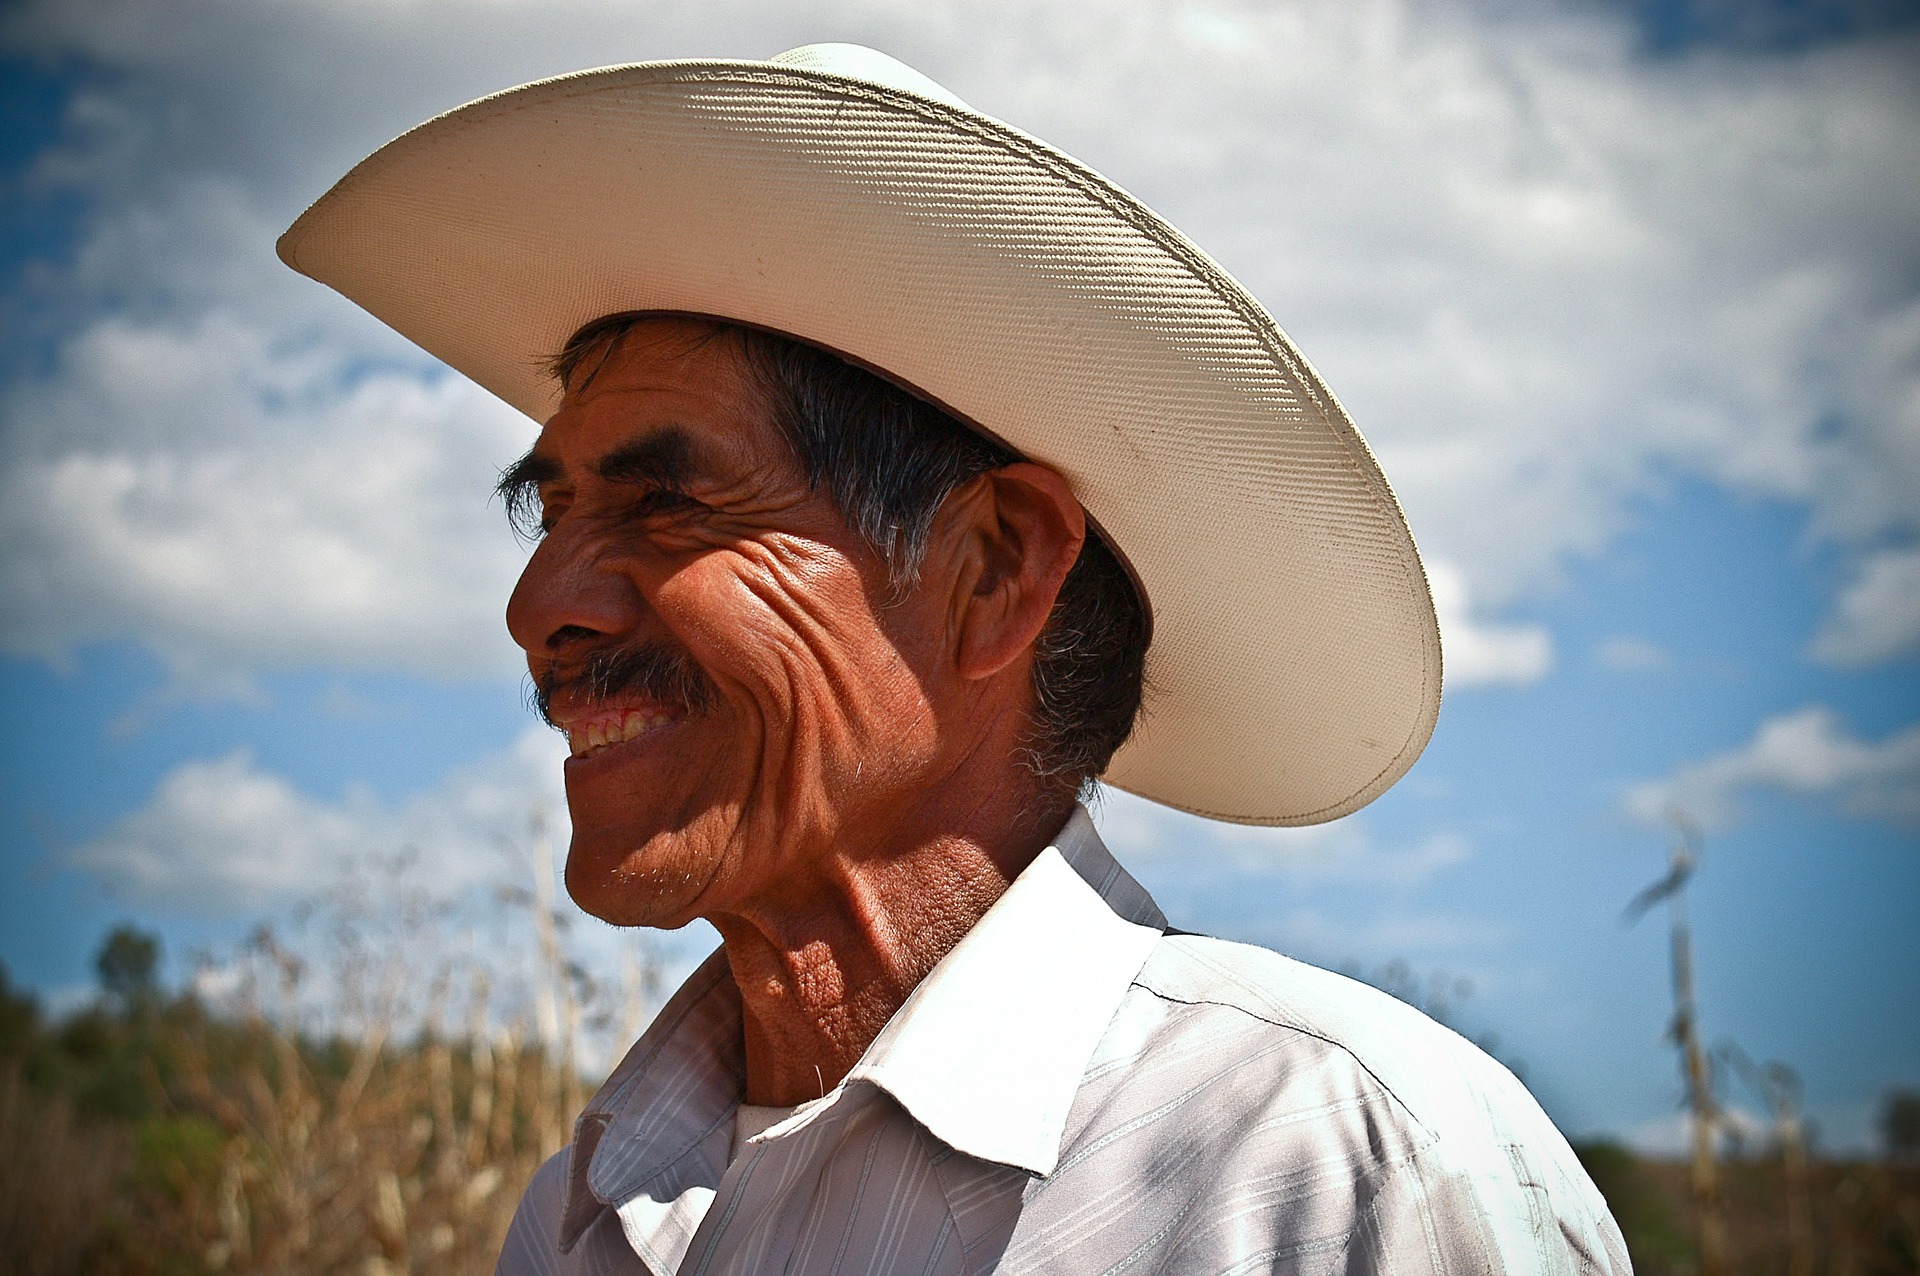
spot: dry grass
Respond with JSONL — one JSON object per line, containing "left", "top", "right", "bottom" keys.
{"left": 0, "top": 1068, "right": 129, "bottom": 1273}
{"left": 1, "top": 1016, "right": 567, "bottom": 1275}
{"left": 0, "top": 834, "right": 655, "bottom": 1276}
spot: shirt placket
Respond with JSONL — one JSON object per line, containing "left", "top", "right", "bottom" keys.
{"left": 673, "top": 1085, "right": 970, "bottom": 1276}
{"left": 674, "top": 1100, "right": 836, "bottom": 1276}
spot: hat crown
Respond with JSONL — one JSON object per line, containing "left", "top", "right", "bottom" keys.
{"left": 279, "top": 46, "right": 1441, "bottom": 825}
{"left": 767, "top": 43, "right": 972, "bottom": 111}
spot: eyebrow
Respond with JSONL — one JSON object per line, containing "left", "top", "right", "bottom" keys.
{"left": 496, "top": 450, "right": 561, "bottom": 537}
{"left": 595, "top": 428, "right": 700, "bottom": 490}
{"left": 496, "top": 428, "right": 704, "bottom": 537}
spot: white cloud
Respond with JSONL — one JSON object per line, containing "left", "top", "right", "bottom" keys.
{"left": 67, "top": 726, "right": 570, "bottom": 912}
{"left": 1810, "top": 545, "right": 1920, "bottom": 666}
{"left": 1624, "top": 1098, "right": 1887, "bottom": 1158}
{"left": 1092, "top": 786, "right": 1473, "bottom": 888}
{"left": 1622, "top": 1104, "right": 1771, "bottom": 1158}
{"left": 1624, "top": 704, "right": 1920, "bottom": 831}
{"left": 1263, "top": 907, "right": 1506, "bottom": 958}
{"left": 1088, "top": 787, "right": 1496, "bottom": 971}
{"left": 1427, "top": 560, "right": 1554, "bottom": 686}
{"left": 1, "top": 0, "right": 1916, "bottom": 677}
{"left": 72, "top": 724, "right": 724, "bottom": 1068}
{"left": 0, "top": 312, "right": 533, "bottom": 678}
{"left": 1597, "top": 635, "right": 1670, "bottom": 672}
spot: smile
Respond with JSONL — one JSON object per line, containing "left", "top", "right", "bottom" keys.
{"left": 560, "top": 705, "right": 685, "bottom": 759}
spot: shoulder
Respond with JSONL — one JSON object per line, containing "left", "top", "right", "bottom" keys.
{"left": 1129, "top": 933, "right": 1541, "bottom": 1143}
{"left": 497, "top": 1148, "right": 571, "bottom": 1275}
{"left": 1058, "top": 932, "right": 1629, "bottom": 1272}
{"left": 498, "top": 1147, "right": 645, "bottom": 1276}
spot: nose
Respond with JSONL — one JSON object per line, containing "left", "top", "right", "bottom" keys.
{"left": 505, "top": 525, "right": 645, "bottom": 658}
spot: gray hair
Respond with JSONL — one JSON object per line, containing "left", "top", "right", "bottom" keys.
{"left": 550, "top": 315, "right": 1149, "bottom": 797}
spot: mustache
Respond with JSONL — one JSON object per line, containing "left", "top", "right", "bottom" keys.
{"left": 533, "top": 642, "right": 717, "bottom": 728}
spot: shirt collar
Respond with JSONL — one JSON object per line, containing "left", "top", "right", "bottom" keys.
{"left": 560, "top": 950, "right": 742, "bottom": 1254}
{"left": 558, "top": 804, "right": 1165, "bottom": 1250}
{"left": 843, "top": 805, "right": 1165, "bottom": 1174}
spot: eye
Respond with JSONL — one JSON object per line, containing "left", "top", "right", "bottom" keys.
{"left": 527, "top": 491, "right": 571, "bottom": 539}
{"left": 630, "top": 489, "right": 706, "bottom": 519}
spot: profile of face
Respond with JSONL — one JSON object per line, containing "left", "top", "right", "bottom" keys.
{"left": 503, "top": 319, "right": 970, "bottom": 930}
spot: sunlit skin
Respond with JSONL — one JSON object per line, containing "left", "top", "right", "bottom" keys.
{"left": 503, "top": 318, "right": 1087, "bottom": 1104}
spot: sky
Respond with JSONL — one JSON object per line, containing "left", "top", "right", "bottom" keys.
{"left": 1, "top": 0, "right": 1916, "bottom": 1152}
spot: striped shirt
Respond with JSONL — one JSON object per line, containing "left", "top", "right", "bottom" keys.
{"left": 498, "top": 808, "right": 1630, "bottom": 1274}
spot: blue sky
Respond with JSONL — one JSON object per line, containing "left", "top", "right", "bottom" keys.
{"left": 2, "top": 0, "right": 1916, "bottom": 1152}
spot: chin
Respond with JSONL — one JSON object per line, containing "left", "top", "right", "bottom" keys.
{"left": 563, "top": 823, "right": 717, "bottom": 930}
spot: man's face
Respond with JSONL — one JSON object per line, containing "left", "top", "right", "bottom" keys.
{"left": 504, "top": 320, "right": 952, "bottom": 929}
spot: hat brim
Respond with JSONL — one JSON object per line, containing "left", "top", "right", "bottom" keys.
{"left": 278, "top": 55, "right": 1441, "bottom": 826}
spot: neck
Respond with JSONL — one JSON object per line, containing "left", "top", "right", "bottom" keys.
{"left": 710, "top": 781, "right": 1074, "bottom": 1106}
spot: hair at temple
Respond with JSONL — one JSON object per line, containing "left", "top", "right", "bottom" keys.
{"left": 530, "top": 313, "right": 1150, "bottom": 798}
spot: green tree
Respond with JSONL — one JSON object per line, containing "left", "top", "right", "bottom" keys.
{"left": 0, "top": 962, "right": 41, "bottom": 1058}
{"left": 94, "top": 924, "right": 161, "bottom": 1010}
{"left": 1883, "top": 1087, "right": 1920, "bottom": 1161}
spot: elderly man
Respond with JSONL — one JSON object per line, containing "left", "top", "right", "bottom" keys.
{"left": 282, "top": 44, "right": 1628, "bottom": 1275}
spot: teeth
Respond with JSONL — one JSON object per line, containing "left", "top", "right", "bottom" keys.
{"left": 616, "top": 709, "right": 675, "bottom": 743}
{"left": 567, "top": 708, "right": 678, "bottom": 757}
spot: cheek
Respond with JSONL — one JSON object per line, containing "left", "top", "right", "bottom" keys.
{"left": 673, "top": 543, "right": 859, "bottom": 671}
{"left": 667, "top": 544, "right": 931, "bottom": 748}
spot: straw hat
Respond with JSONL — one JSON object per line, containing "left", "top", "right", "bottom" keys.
{"left": 278, "top": 43, "right": 1441, "bottom": 826}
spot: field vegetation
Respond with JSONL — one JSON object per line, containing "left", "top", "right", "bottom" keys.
{"left": 1, "top": 840, "right": 656, "bottom": 1275}
{"left": 1, "top": 860, "right": 1915, "bottom": 1273}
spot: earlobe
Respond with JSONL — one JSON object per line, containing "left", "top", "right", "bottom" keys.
{"left": 949, "top": 463, "right": 1085, "bottom": 682}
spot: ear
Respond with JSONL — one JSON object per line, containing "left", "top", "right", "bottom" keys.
{"left": 934, "top": 463, "right": 1086, "bottom": 682}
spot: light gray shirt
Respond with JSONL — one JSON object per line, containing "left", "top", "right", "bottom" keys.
{"left": 498, "top": 808, "right": 1630, "bottom": 1274}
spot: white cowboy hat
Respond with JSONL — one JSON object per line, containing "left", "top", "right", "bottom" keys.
{"left": 278, "top": 42, "right": 1441, "bottom": 826}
